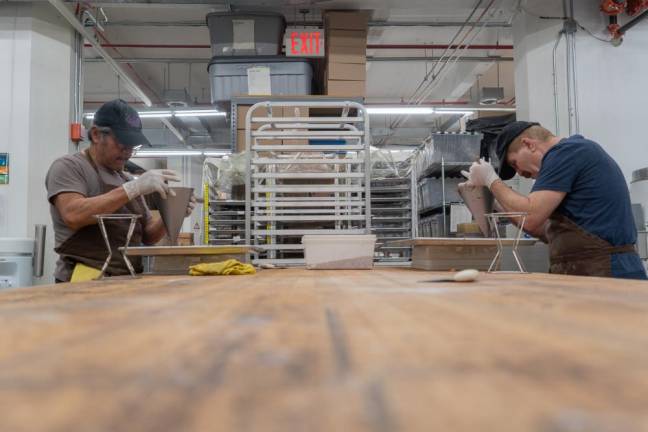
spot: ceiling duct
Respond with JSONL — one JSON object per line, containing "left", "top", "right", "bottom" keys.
{"left": 163, "top": 89, "right": 191, "bottom": 108}
{"left": 480, "top": 87, "right": 504, "bottom": 105}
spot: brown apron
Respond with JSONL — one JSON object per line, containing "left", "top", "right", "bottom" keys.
{"left": 545, "top": 212, "right": 636, "bottom": 277}
{"left": 55, "top": 151, "right": 148, "bottom": 280}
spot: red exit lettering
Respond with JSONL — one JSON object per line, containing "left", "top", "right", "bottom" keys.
{"left": 289, "top": 31, "right": 322, "bottom": 56}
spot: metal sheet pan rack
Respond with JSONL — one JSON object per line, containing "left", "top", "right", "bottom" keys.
{"left": 371, "top": 175, "right": 412, "bottom": 264}
{"left": 244, "top": 100, "right": 372, "bottom": 266}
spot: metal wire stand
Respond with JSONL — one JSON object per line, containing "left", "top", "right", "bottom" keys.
{"left": 95, "top": 214, "right": 141, "bottom": 279}
{"left": 485, "top": 212, "right": 528, "bottom": 273}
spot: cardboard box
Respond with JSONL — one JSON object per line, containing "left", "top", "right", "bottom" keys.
{"left": 327, "top": 62, "right": 366, "bottom": 81}
{"left": 236, "top": 129, "right": 282, "bottom": 152}
{"left": 237, "top": 105, "right": 284, "bottom": 130}
{"left": 327, "top": 29, "right": 367, "bottom": 48}
{"left": 281, "top": 106, "right": 309, "bottom": 118}
{"left": 280, "top": 106, "right": 309, "bottom": 146}
{"left": 236, "top": 129, "right": 248, "bottom": 152}
{"left": 326, "top": 45, "right": 366, "bottom": 64}
{"left": 326, "top": 80, "right": 366, "bottom": 97}
{"left": 324, "top": 11, "right": 370, "bottom": 31}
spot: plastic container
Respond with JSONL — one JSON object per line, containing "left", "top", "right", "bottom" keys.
{"left": 208, "top": 56, "right": 313, "bottom": 101}
{"left": 206, "top": 12, "right": 285, "bottom": 57}
{"left": 0, "top": 238, "right": 34, "bottom": 289}
{"left": 302, "top": 235, "right": 376, "bottom": 270}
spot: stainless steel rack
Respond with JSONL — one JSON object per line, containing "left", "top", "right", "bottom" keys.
{"left": 244, "top": 100, "right": 372, "bottom": 266}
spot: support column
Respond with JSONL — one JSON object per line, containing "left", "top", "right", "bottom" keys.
{"left": 0, "top": 2, "right": 75, "bottom": 283}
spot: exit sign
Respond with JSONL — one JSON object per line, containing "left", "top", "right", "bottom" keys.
{"left": 285, "top": 27, "right": 325, "bottom": 57}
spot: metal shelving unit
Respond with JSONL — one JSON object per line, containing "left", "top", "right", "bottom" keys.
{"left": 244, "top": 100, "right": 372, "bottom": 266}
{"left": 413, "top": 133, "right": 482, "bottom": 237}
{"left": 207, "top": 198, "right": 246, "bottom": 245}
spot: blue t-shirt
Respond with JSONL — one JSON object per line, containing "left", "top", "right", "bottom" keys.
{"left": 531, "top": 135, "right": 647, "bottom": 279}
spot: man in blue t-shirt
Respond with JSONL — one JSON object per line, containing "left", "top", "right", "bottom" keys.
{"left": 463, "top": 121, "right": 647, "bottom": 280}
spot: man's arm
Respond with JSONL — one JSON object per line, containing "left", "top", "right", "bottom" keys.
{"left": 143, "top": 213, "right": 166, "bottom": 245}
{"left": 490, "top": 180, "right": 565, "bottom": 236}
{"left": 55, "top": 190, "right": 168, "bottom": 244}
{"left": 53, "top": 189, "right": 131, "bottom": 231}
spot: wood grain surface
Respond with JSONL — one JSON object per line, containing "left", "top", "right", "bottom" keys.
{"left": 1, "top": 269, "right": 648, "bottom": 432}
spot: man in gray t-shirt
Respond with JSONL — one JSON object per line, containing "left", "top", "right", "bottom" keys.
{"left": 45, "top": 100, "right": 195, "bottom": 282}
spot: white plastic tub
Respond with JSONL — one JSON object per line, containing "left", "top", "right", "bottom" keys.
{"left": 302, "top": 235, "right": 376, "bottom": 270}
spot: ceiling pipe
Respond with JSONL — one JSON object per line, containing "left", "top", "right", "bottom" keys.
{"left": 48, "top": 0, "right": 188, "bottom": 145}
{"left": 101, "top": 19, "right": 512, "bottom": 28}
{"left": 83, "top": 55, "right": 513, "bottom": 64}
{"left": 47, "top": 0, "right": 152, "bottom": 106}
{"left": 367, "top": 44, "right": 513, "bottom": 49}
{"left": 618, "top": 7, "right": 648, "bottom": 35}
{"left": 84, "top": 43, "right": 513, "bottom": 50}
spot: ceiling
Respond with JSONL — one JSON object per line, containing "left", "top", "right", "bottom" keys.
{"left": 78, "top": 0, "right": 520, "bottom": 147}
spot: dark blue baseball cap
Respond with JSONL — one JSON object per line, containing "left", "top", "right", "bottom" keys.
{"left": 93, "top": 99, "right": 151, "bottom": 147}
{"left": 495, "top": 121, "right": 539, "bottom": 180}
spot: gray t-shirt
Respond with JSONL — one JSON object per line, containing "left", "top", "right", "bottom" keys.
{"left": 45, "top": 151, "right": 151, "bottom": 281}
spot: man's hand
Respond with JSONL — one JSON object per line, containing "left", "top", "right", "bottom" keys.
{"left": 185, "top": 195, "right": 197, "bottom": 217}
{"left": 461, "top": 158, "right": 500, "bottom": 189}
{"left": 122, "top": 169, "right": 181, "bottom": 200}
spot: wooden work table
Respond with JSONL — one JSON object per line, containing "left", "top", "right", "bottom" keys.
{"left": 1, "top": 269, "right": 648, "bottom": 431}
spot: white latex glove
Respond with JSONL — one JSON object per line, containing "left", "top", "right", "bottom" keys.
{"left": 122, "top": 169, "right": 181, "bottom": 200}
{"left": 185, "top": 195, "right": 197, "bottom": 217}
{"left": 461, "top": 158, "right": 500, "bottom": 189}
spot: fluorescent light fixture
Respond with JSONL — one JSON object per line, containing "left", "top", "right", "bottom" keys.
{"left": 138, "top": 111, "right": 174, "bottom": 119}
{"left": 366, "top": 107, "right": 435, "bottom": 115}
{"left": 83, "top": 108, "right": 226, "bottom": 120}
{"left": 435, "top": 110, "right": 475, "bottom": 116}
{"left": 131, "top": 149, "right": 232, "bottom": 158}
{"left": 133, "top": 150, "right": 203, "bottom": 157}
{"left": 203, "top": 150, "right": 231, "bottom": 156}
{"left": 175, "top": 110, "right": 226, "bottom": 118}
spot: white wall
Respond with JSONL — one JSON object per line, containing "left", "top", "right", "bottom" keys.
{"left": 513, "top": 0, "right": 648, "bottom": 181}
{"left": 0, "top": 2, "right": 74, "bottom": 284}
{"left": 571, "top": 1, "right": 648, "bottom": 181}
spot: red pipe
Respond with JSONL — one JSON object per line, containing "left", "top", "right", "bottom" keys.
{"left": 85, "top": 43, "right": 211, "bottom": 49}
{"left": 84, "top": 43, "right": 513, "bottom": 50}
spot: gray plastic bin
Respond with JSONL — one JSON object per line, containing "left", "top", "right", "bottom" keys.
{"left": 206, "top": 12, "right": 285, "bottom": 57}
{"left": 208, "top": 56, "right": 312, "bottom": 102}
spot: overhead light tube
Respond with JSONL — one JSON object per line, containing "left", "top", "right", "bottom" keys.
{"left": 366, "top": 107, "right": 435, "bottom": 115}
{"left": 83, "top": 108, "right": 226, "bottom": 120}
{"left": 435, "top": 110, "right": 475, "bottom": 116}
{"left": 131, "top": 149, "right": 232, "bottom": 158}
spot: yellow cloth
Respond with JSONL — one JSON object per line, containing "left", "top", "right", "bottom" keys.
{"left": 70, "top": 263, "right": 102, "bottom": 282}
{"left": 189, "top": 259, "right": 256, "bottom": 276}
